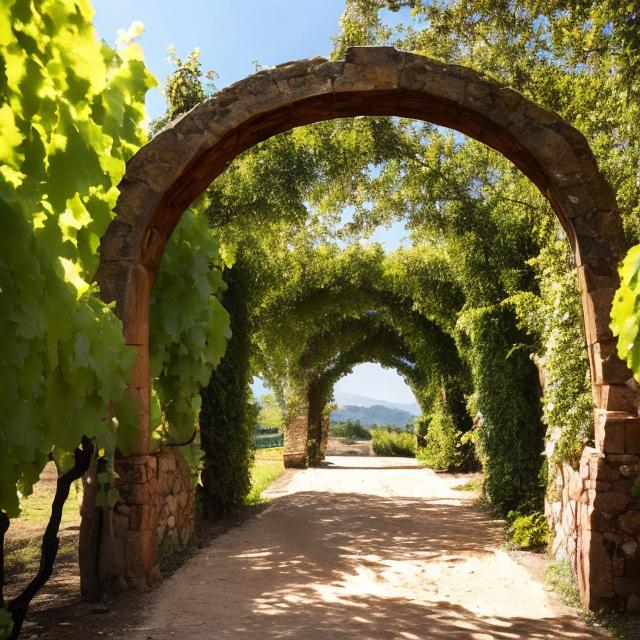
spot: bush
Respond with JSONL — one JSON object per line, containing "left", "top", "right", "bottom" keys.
{"left": 371, "top": 428, "right": 416, "bottom": 457}
{"left": 329, "top": 420, "right": 372, "bottom": 440}
{"left": 416, "top": 407, "right": 476, "bottom": 471}
{"left": 507, "top": 510, "right": 550, "bottom": 550}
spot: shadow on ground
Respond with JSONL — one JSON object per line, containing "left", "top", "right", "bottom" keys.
{"left": 124, "top": 488, "right": 608, "bottom": 639}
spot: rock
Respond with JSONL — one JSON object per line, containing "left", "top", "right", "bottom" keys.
{"left": 618, "top": 511, "right": 640, "bottom": 535}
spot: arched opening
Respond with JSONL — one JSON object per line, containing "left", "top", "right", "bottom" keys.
{"left": 95, "top": 47, "right": 637, "bottom": 608}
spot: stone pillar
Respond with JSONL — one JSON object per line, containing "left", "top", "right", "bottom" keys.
{"left": 154, "top": 448, "right": 196, "bottom": 553}
{"left": 84, "top": 448, "right": 196, "bottom": 592}
{"left": 318, "top": 414, "right": 330, "bottom": 462}
{"left": 584, "top": 412, "right": 640, "bottom": 610}
{"left": 284, "top": 405, "right": 309, "bottom": 468}
{"left": 109, "top": 454, "right": 161, "bottom": 591}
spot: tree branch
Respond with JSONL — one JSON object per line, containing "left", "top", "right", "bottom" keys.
{"left": 7, "top": 437, "right": 93, "bottom": 639}
{"left": 0, "top": 511, "right": 8, "bottom": 609}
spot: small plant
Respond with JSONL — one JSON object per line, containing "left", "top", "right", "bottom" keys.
{"left": 545, "top": 559, "right": 581, "bottom": 608}
{"left": 507, "top": 510, "right": 550, "bottom": 550}
{"left": 455, "top": 478, "right": 484, "bottom": 493}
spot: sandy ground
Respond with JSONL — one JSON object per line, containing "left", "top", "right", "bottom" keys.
{"left": 131, "top": 456, "right": 610, "bottom": 640}
{"left": 325, "top": 437, "right": 373, "bottom": 456}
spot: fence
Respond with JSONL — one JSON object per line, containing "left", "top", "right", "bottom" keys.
{"left": 253, "top": 428, "right": 284, "bottom": 450}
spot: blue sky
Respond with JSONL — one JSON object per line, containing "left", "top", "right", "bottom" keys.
{"left": 92, "top": 0, "right": 417, "bottom": 406}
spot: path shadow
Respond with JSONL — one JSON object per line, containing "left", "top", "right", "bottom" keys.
{"left": 132, "top": 490, "right": 607, "bottom": 639}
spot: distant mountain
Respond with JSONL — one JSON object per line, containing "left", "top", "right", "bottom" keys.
{"left": 330, "top": 404, "right": 414, "bottom": 428}
{"left": 333, "top": 392, "right": 421, "bottom": 416}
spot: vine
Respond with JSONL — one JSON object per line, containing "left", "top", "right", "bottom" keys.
{"left": 0, "top": 0, "right": 154, "bottom": 632}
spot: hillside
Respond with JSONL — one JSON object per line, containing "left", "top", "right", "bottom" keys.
{"left": 333, "top": 392, "right": 420, "bottom": 416}
{"left": 330, "top": 404, "right": 414, "bottom": 427}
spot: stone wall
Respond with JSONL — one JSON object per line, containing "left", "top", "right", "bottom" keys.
{"left": 111, "top": 448, "right": 195, "bottom": 589}
{"left": 546, "top": 444, "right": 640, "bottom": 611}
{"left": 284, "top": 405, "right": 309, "bottom": 468}
{"left": 154, "top": 448, "right": 196, "bottom": 553}
{"left": 546, "top": 459, "right": 583, "bottom": 570}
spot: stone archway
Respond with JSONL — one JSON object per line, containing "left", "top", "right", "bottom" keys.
{"left": 95, "top": 47, "right": 639, "bottom": 610}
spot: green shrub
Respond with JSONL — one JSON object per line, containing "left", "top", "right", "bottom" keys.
{"left": 371, "top": 428, "right": 416, "bottom": 457}
{"left": 329, "top": 420, "right": 372, "bottom": 440}
{"left": 416, "top": 407, "right": 476, "bottom": 471}
{"left": 199, "top": 259, "right": 254, "bottom": 517}
{"left": 507, "top": 510, "right": 550, "bottom": 550}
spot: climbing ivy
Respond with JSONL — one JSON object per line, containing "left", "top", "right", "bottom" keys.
{"left": 198, "top": 254, "right": 255, "bottom": 516}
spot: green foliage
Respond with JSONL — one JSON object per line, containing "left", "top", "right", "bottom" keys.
{"left": 329, "top": 420, "right": 372, "bottom": 441}
{"left": 371, "top": 428, "right": 416, "bottom": 457}
{"left": 256, "top": 393, "right": 284, "bottom": 431}
{"left": 149, "top": 209, "right": 230, "bottom": 448}
{"left": 147, "top": 49, "right": 234, "bottom": 492}
{"left": 507, "top": 510, "right": 550, "bottom": 550}
{"left": 612, "top": 244, "right": 640, "bottom": 380}
{"left": 459, "top": 304, "right": 545, "bottom": 513}
{"left": 245, "top": 448, "right": 285, "bottom": 506}
{"left": 198, "top": 258, "right": 254, "bottom": 516}
{"left": 512, "top": 236, "right": 593, "bottom": 466}
{"left": 545, "top": 559, "right": 581, "bottom": 608}
{"left": 0, "top": 608, "right": 12, "bottom": 640}
{"left": 0, "top": 0, "right": 154, "bottom": 517}
{"left": 149, "top": 47, "right": 216, "bottom": 135}
{"left": 416, "top": 402, "right": 475, "bottom": 472}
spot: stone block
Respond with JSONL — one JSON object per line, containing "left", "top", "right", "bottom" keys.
{"left": 602, "top": 421, "right": 626, "bottom": 454}
{"left": 613, "top": 555, "right": 625, "bottom": 576}
{"left": 618, "top": 512, "right": 640, "bottom": 536}
{"left": 625, "top": 557, "right": 640, "bottom": 575}
{"left": 613, "top": 577, "right": 640, "bottom": 597}
{"left": 283, "top": 453, "right": 307, "bottom": 469}
{"left": 590, "top": 340, "right": 634, "bottom": 386}
{"left": 589, "top": 533, "right": 616, "bottom": 599}
{"left": 595, "top": 491, "right": 635, "bottom": 513}
{"left": 627, "top": 421, "right": 640, "bottom": 454}
{"left": 627, "top": 593, "right": 640, "bottom": 613}
{"left": 126, "top": 576, "right": 148, "bottom": 591}
{"left": 125, "top": 482, "right": 151, "bottom": 505}
{"left": 147, "top": 563, "right": 162, "bottom": 587}
{"left": 598, "top": 384, "right": 639, "bottom": 414}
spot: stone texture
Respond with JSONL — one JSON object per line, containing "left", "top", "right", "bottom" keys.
{"left": 110, "top": 448, "right": 196, "bottom": 590}
{"left": 284, "top": 405, "right": 309, "bottom": 468}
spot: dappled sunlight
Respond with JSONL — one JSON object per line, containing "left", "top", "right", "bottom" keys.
{"left": 136, "top": 459, "right": 607, "bottom": 639}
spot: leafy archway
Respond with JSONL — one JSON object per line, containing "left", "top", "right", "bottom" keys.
{"left": 96, "top": 47, "right": 634, "bottom": 608}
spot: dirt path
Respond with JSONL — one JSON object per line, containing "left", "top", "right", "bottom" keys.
{"left": 132, "top": 456, "right": 608, "bottom": 640}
